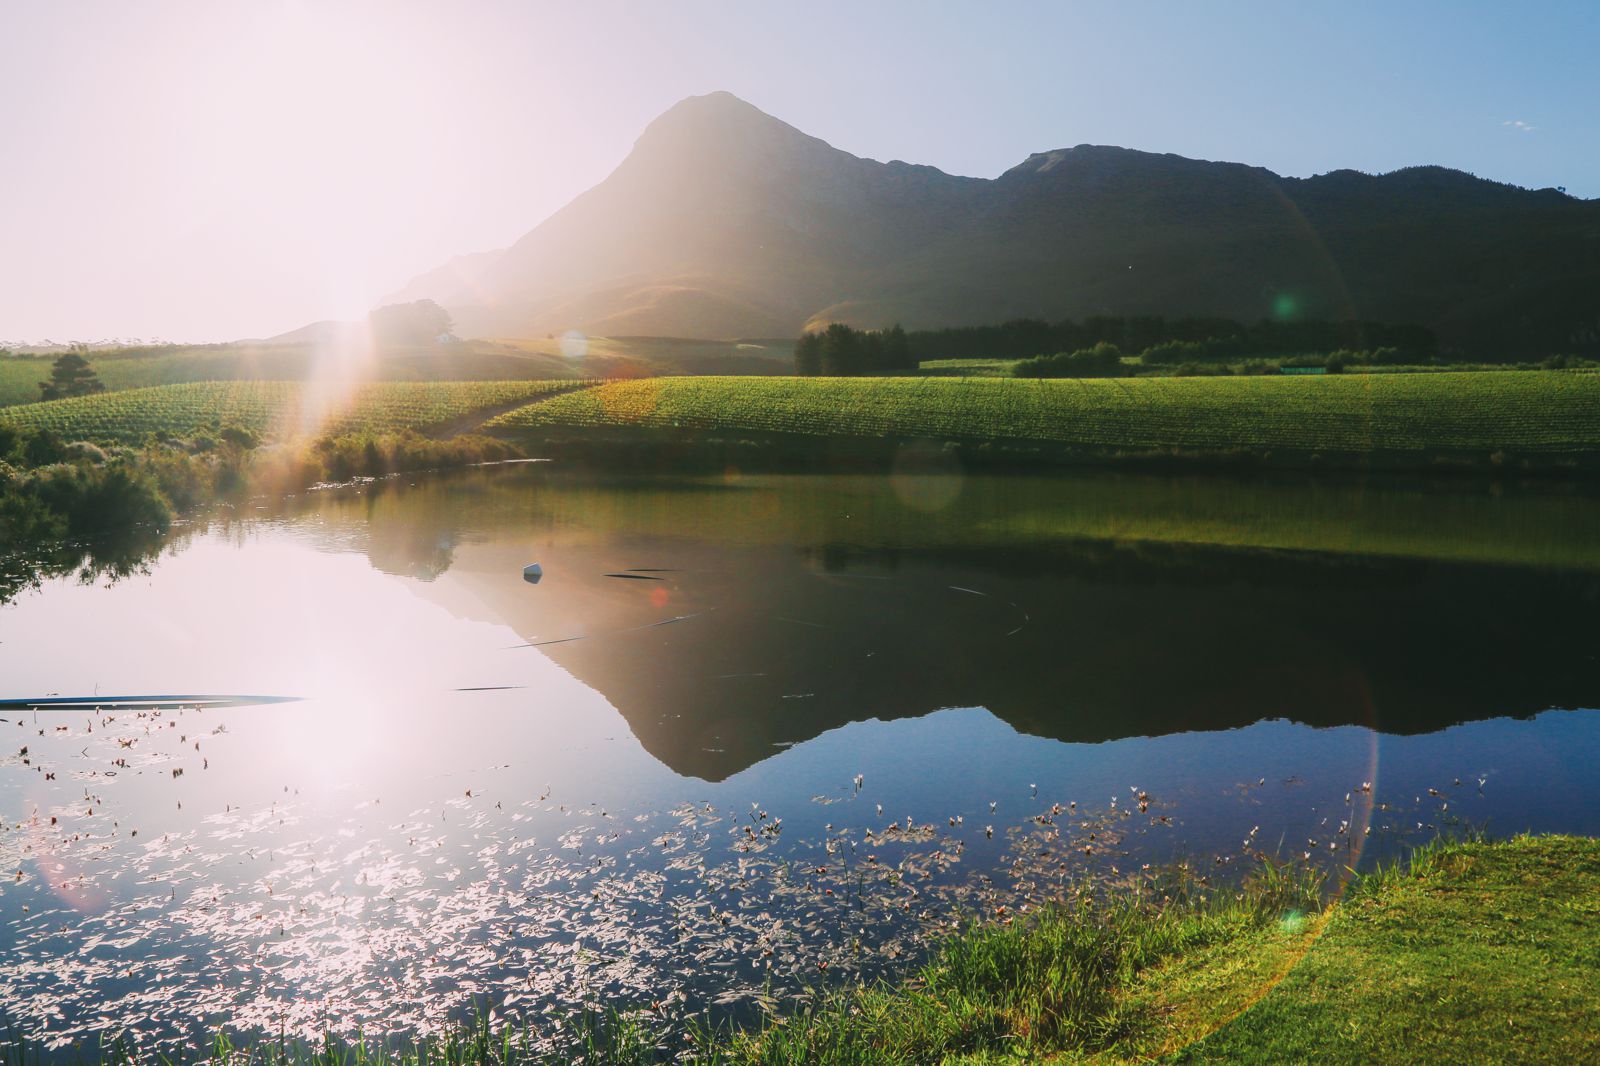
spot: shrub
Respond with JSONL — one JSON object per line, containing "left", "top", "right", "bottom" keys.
{"left": 1013, "top": 342, "right": 1125, "bottom": 378}
{"left": 31, "top": 462, "right": 172, "bottom": 536}
{"left": 23, "top": 428, "right": 68, "bottom": 467}
{"left": 1140, "top": 340, "right": 1218, "bottom": 365}
{"left": 218, "top": 424, "right": 259, "bottom": 449}
{"left": 63, "top": 441, "right": 108, "bottom": 463}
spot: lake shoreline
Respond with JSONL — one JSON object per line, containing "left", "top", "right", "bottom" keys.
{"left": 9, "top": 835, "right": 1591, "bottom": 1064}
{"left": 502, "top": 424, "right": 1600, "bottom": 478}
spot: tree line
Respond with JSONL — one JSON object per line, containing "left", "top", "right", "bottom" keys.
{"left": 794, "top": 324, "right": 914, "bottom": 375}
{"left": 904, "top": 317, "right": 1438, "bottom": 363}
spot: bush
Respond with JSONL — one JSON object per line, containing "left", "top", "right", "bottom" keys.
{"left": 1140, "top": 339, "right": 1219, "bottom": 365}
{"left": 309, "top": 430, "right": 524, "bottom": 482}
{"left": 1537, "top": 354, "right": 1599, "bottom": 370}
{"left": 141, "top": 447, "right": 216, "bottom": 512}
{"left": 31, "top": 462, "right": 172, "bottom": 537}
{"left": 0, "top": 484, "right": 66, "bottom": 543}
{"left": 23, "top": 429, "right": 68, "bottom": 467}
{"left": 63, "top": 441, "right": 108, "bottom": 463}
{"left": 1014, "top": 342, "right": 1125, "bottom": 378}
{"left": 218, "top": 424, "right": 259, "bottom": 449}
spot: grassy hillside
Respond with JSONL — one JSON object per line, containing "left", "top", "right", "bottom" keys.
{"left": 0, "top": 380, "right": 587, "bottom": 444}
{"left": 487, "top": 370, "right": 1600, "bottom": 469}
{"left": 0, "top": 337, "right": 793, "bottom": 407}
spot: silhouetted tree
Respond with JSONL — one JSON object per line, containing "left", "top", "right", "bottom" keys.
{"left": 881, "top": 324, "right": 913, "bottom": 370}
{"left": 794, "top": 332, "right": 823, "bottom": 375}
{"left": 370, "top": 300, "right": 454, "bottom": 345}
{"left": 38, "top": 350, "right": 105, "bottom": 401}
{"left": 820, "top": 323, "right": 864, "bottom": 375}
{"left": 796, "top": 323, "right": 918, "bottom": 376}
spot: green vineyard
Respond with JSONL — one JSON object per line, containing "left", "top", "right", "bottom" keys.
{"left": 0, "top": 380, "right": 590, "bottom": 443}
{"left": 487, "top": 371, "right": 1600, "bottom": 461}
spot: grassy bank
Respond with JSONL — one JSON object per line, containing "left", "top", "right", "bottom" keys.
{"left": 0, "top": 380, "right": 554, "bottom": 604}
{"left": 8, "top": 836, "right": 1593, "bottom": 1064}
{"left": 0, "top": 379, "right": 568, "bottom": 569}
{"left": 487, "top": 371, "right": 1600, "bottom": 473}
{"left": 711, "top": 834, "right": 1600, "bottom": 1063}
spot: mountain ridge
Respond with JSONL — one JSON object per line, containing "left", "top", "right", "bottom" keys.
{"left": 386, "top": 92, "right": 1600, "bottom": 356}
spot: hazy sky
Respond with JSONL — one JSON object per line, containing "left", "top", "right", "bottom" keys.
{"left": 3, "top": 1, "right": 1596, "bottom": 342}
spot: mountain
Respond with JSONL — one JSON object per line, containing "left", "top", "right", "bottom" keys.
{"left": 389, "top": 92, "right": 1600, "bottom": 357}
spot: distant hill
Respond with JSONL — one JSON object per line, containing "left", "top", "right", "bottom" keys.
{"left": 388, "top": 92, "right": 1600, "bottom": 357}
{"left": 255, "top": 319, "right": 371, "bottom": 348}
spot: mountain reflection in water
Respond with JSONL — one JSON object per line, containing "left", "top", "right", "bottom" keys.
{"left": 329, "top": 467, "right": 1600, "bottom": 781}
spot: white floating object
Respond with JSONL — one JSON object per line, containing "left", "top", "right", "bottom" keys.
{"left": 522, "top": 563, "right": 543, "bottom": 584}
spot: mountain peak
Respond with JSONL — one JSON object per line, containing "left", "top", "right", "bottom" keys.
{"left": 635, "top": 91, "right": 801, "bottom": 148}
{"left": 617, "top": 90, "right": 868, "bottom": 197}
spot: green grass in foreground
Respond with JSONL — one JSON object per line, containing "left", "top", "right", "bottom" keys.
{"left": 714, "top": 835, "right": 1600, "bottom": 1063}
{"left": 9, "top": 836, "right": 1594, "bottom": 1064}
{"left": 487, "top": 371, "right": 1600, "bottom": 466}
{"left": 0, "top": 380, "right": 589, "bottom": 444}
{"left": 1140, "top": 833, "right": 1600, "bottom": 1064}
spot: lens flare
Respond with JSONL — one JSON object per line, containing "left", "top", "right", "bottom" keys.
{"left": 560, "top": 330, "right": 588, "bottom": 359}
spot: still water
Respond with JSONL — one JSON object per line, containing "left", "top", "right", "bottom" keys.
{"left": 2, "top": 467, "right": 1598, "bottom": 1049}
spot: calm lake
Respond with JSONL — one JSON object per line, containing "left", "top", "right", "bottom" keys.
{"left": 3, "top": 466, "right": 1599, "bottom": 1051}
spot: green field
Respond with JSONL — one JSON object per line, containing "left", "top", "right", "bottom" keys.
{"left": 0, "top": 380, "right": 587, "bottom": 444}
{"left": 487, "top": 370, "right": 1600, "bottom": 467}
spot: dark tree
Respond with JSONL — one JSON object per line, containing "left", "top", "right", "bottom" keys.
{"left": 881, "top": 324, "right": 913, "bottom": 370}
{"left": 794, "top": 332, "right": 823, "bottom": 375}
{"left": 38, "top": 351, "right": 106, "bottom": 401}
{"left": 369, "top": 299, "right": 454, "bottom": 345}
{"left": 819, "top": 323, "right": 864, "bottom": 375}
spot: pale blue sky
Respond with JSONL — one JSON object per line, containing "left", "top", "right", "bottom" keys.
{"left": 2, "top": 1, "right": 1595, "bottom": 341}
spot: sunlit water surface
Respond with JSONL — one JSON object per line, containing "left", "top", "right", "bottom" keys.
{"left": 2, "top": 468, "right": 1598, "bottom": 1051}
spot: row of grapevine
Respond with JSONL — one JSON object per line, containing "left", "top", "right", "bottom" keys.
{"left": 1, "top": 380, "right": 593, "bottom": 444}
{"left": 487, "top": 372, "right": 1600, "bottom": 456}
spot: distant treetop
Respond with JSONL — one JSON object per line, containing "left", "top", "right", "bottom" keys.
{"left": 38, "top": 349, "right": 105, "bottom": 401}
{"left": 370, "top": 300, "right": 454, "bottom": 345}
